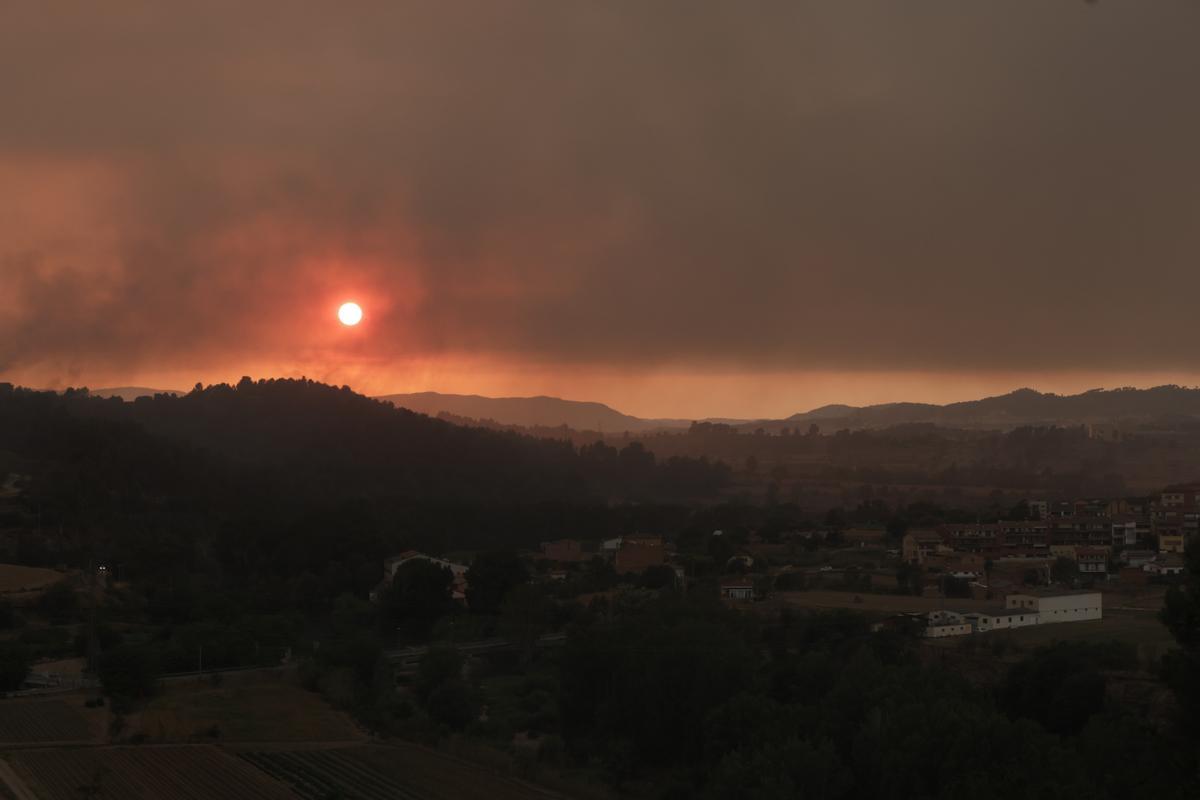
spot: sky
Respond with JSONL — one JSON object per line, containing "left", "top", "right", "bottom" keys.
{"left": 2, "top": 1, "right": 1200, "bottom": 419}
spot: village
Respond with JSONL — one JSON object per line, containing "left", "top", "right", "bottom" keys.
{"left": 368, "top": 483, "right": 1196, "bottom": 648}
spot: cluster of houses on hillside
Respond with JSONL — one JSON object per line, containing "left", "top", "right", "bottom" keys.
{"left": 368, "top": 485, "right": 1194, "bottom": 617}
{"left": 900, "top": 485, "right": 1196, "bottom": 587}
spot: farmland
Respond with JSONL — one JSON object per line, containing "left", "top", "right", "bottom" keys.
{"left": 0, "top": 566, "right": 64, "bottom": 594}
{"left": 241, "top": 745, "right": 562, "bottom": 800}
{"left": 7, "top": 745, "right": 298, "bottom": 799}
{"left": 133, "top": 681, "right": 362, "bottom": 743}
{"left": 0, "top": 700, "right": 98, "bottom": 745}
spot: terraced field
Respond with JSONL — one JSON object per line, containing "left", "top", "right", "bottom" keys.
{"left": 241, "top": 745, "right": 561, "bottom": 800}
{"left": 0, "top": 700, "right": 94, "bottom": 744}
{"left": 8, "top": 745, "right": 298, "bottom": 800}
{"left": 240, "top": 749, "right": 422, "bottom": 800}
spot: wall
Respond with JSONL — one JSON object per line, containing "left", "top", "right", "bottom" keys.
{"left": 1037, "top": 592, "right": 1102, "bottom": 623}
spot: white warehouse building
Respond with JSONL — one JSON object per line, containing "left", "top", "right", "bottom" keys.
{"left": 1005, "top": 590, "right": 1102, "bottom": 624}
{"left": 963, "top": 608, "right": 1039, "bottom": 633}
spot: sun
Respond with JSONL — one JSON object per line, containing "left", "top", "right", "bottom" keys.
{"left": 337, "top": 301, "right": 363, "bottom": 326}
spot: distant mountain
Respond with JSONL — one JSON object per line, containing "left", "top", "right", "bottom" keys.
{"left": 783, "top": 386, "right": 1200, "bottom": 431}
{"left": 89, "top": 387, "right": 182, "bottom": 401}
{"left": 376, "top": 391, "right": 709, "bottom": 432}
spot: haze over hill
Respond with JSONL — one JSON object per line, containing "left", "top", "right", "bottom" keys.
{"left": 385, "top": 386, "right": 1200, "bottom": 434}
{"left": 57, "top": 384, "right": 1200, "bottom": 434}
{"left": 782, "top": 386, "right": 1200, "bottom": 431}
{"left": 376, "top": 391, "right": 750, "bottom": 432}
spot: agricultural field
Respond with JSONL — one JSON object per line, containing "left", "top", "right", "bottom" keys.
{"left": 982, "top": 610, "right": 1176, "bottom": 657}
{"left": 241, "top": 745, "right": 561, "bottom": 800}
{"left": 132, "top": 681, "right": 362, "bottom": 743}
{"left": 777, "top": 589, "right": 993, "bottom": 615}
{"left": 6, "top": 745, "right": 298, "bottom": 799}
{"left": 0, "top": 566, "right": 64, "bottom": 594}
{"left": 0, "top": 699, "right": 99, "bottom": 745}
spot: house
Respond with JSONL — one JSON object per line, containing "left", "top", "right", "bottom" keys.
{"left": 963, "top": 608, "right": 1040, "bottom": 633}
{"left": 614, "top": 536, "right": 666, "bottom": 574}
{"left": 844, "top": 528, "right": 886, "bottom": 548}
{"left": 902, "top": 531, "right": 944, "bottom": 565}
{"left": 370, "top": 551, "right": 469, "bottom": 603}
{"left": 1027, "top": 500, "right": 1049, "bottom": 520}
{"left": 1120, "top": 549, "right": 1157, "bottom": 568}
{"left": 924, "top": 610, "right": 972, "bottom": 638}
{"left": 541, "top": 539, "right": 586, "bottom": 563}
{"left": 1006, "top": 590, "right": 1102, "bottom": 623}
{"left": 1075, "top": 548, "right": 1108, "bottom": 575}
{"left": 719, "top": 578, "right": 755, "bottom": 602}
{"left": 1145, "top": 555, "right": 1185, "bottom": 577}
{"left": 1157, "top": 524, "right": 1187, "bottom": 554}
{"left": 1111, "top": 517, "right": 1140, "bottom": 547}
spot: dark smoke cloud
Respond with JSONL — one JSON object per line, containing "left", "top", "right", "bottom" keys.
{"left": 2, "top": 1, "right": 1199, "bottom": 389}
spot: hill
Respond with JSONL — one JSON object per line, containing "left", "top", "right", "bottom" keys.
{"left": 378, "top": 391, "right": 703, "bottom": 432}
{"left": 0, "top": 379, "right": 729, "bottom": 510}
{"left": 783, "top": 386, "right": 1200, "bottom": 431}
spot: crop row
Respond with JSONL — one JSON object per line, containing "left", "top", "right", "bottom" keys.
{"left": 11, "top": 745, "right": 297, "bottom": 799}
{"left": 0, "top": 701, "right": 92, "bottom": 743}
{"left": 240, "top": 749, "right": 424, "bottom": 800}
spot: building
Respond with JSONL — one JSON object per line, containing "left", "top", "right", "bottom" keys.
{"left": 614, "top": 536, "right": 666, "bottom": 574}
{"left": 1006, "top": 590, "right": 1102, "bottom": 623}
{"left": 1157, "top": 524, "right": 1187, "bottom": 554}
{"left": 720, "top": 578, "right": 755, "bottom": 601}
{"left": 924, "top": 610, "right": 972, "bottom": 638}
{"left": 1027, "top": 500, "right": 1049, "bottom": 520}
{"left": 963, "top": 608, "right": 1040, "bottom": 632}
{"left": 843, "top": 528, "right": 887, "bottom": 548}
{"left": 540, "top": 539, "right": 585, "bottom": 563}
{"left": 1111, "top": 517, "right": 1140, "bottom": 547}
{"left": 1075, "top": 548, "right": 1108, "bottom": 575}
{"left": 1145, "top": 555, "right": 1185, "bottom": 577}
{"left": 1120, "top": 549, "right": 1157, "bottom": 568}
{"left": 902, "top": 531, "right": 945, "bottom": 564}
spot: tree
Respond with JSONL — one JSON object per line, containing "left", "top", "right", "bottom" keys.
{"left": 416, "top": 645, "right": 464, "bottom": 703}
{"left": 426, "top": 679, "right": 479, "bottom": 730}
{"left": 36, "top": 581, "right": 80, "bottom": 624}
{"left": 639, "top": 564, "right": 677, "bottom": 590}
{"left": 466, "top": 551, "right": 528, "bottom": 615}
{"left": 98, "top": 645, "right": 160, "bottom": 700}
{"left": 885, "top": 515, "right": 909, "bottom": 541}
{"left": 500, "top": 583, "right": 551, "bottom": 661}
{"left": 1161, "top": 544, "right": 1200, "bottom": 734}
{"left": 1051, "top": 557, "right": 1077, "bottom": 586}
{"left": 381, "top": 559, "right": 453, "bottom": 640}
{"left": 0, "top": 643, "right": 31, "bottom": 691}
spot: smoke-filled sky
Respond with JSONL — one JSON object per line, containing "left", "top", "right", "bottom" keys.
{"left": 3, "top": 1, "right": 1200, "bottom": 418}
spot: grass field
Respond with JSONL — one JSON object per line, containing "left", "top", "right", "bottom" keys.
{"left": 133, "top": 682, "right": 363, "bottom": 743}
{"left": 0, "top": 566, "right": 64, "bottom": 594}
{"left": 7, "top": 745, "right": 298, "bottom": 800}
{"left": 0, "top": 699, "right": 99, "bottom": 745}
